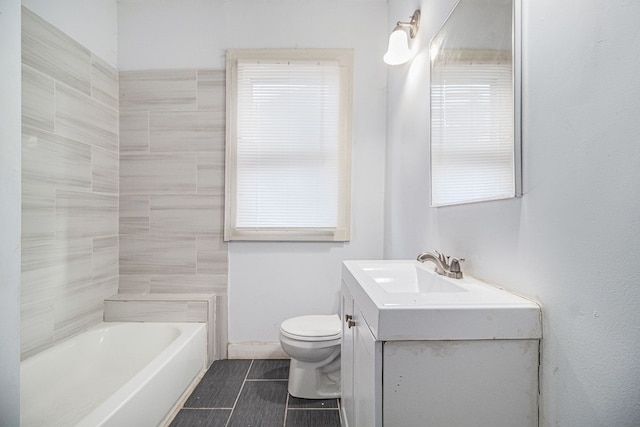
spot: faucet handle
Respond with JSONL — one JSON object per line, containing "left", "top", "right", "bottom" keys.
{"left": 449, "top": 257, "right": 465, "bottom": 272}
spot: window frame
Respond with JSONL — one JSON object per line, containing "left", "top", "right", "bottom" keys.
{"left": 224, "top": 49, "right": 353, "bottom": 242}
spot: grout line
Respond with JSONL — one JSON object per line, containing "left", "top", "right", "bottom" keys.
{"left": 224, "top": 359, "right": 254, "bottom": 427}
{"left": 288, "top": 407, "right": 341, "bottom": 410}
{"left": 89, "top": 54, "right": 94, "bottom": 99}
{"left": 186, "top": 407, "right": 234, "bottom": 410}
{"left": 180, "top": 407, "right": 232, "bottom": 411}
{"left": 195, "top": 70, "right": 200, "bottom": 112}
{"left": 146, "top": 111, "right": 150, "bottom": 153}
{"left": 283, "top": 390, "right": 290, "bottom": 427}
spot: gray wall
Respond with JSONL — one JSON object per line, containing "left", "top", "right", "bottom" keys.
{"left": 385, "top": 0, "right": 640, "bottom": 425}
{"left": 0, "top": 0, "right": 22, "bottom": 423}
{"left": 20, "top": 7, "right": 119, "bottom": 359}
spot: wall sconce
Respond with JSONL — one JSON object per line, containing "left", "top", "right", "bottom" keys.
{"left": 383, "top": 10, "right": 421, "bottom": 65}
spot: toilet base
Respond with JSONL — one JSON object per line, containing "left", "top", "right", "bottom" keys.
{"left": 288, "top": 354, "right": 341, "bottom": 399}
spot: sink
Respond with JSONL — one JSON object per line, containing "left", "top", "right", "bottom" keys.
{"left": 359, "top": 261, "right": 467, "bottom": 294}
{"left": 342, "top": 260, "right": 541, "bottom": 341}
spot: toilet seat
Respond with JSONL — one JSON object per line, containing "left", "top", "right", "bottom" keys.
{"left": 280, "top": 315, "right": 341, "bottom": 342}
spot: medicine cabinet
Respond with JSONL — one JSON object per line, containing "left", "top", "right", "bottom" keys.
{"left": 430, "top": 0, "right": 522, "bottom": 206}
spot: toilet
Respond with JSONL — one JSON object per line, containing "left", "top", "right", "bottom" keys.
{"left": 279, "top": 314, "right": 342, "bottom": 399}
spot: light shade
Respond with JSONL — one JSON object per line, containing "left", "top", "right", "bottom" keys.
{"left": 383, "top": 10, "right": 420, "bottom": 66}
{"left": 383, "top": 28, "right": 412, "bottom": 65}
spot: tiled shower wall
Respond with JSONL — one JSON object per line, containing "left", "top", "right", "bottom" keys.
{"left": 20, "top": 8, "right": 228, "bottom": 359}
{"left": 118, "top": 69, "right": 228, "bottom": 296}
{"left": 20, "top": 8, "right": 119, "bottom": 359}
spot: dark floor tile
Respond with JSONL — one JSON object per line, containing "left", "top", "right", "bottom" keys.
{"left": 288, "top": 395, "right": 339, "bottom": 409}
{"left": 169, "top": 408, "right": 231, "bottom": 427}
{"left": 248, "top": 359, "right": 290, "bottom": 380}
{"left": 227, "top": 380, "right": 288, "bottom": 426}
{"left": 285, "top": 409, "right": 342, "bottom": 427}
{"left": 184, "top": 359, "right": 252, "bottom": 408}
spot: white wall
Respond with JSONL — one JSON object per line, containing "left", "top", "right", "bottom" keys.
{"left": 386, "top": 0, "right": 640, "bottom": 425}
{"left": 0, "top": 0, "right": 22, "bottom": 424}
{"left": 21, "top": 0, "right": 118, "bottom": 67}
{"left": 118, "top": 0, "right": 389, "bottom": 345}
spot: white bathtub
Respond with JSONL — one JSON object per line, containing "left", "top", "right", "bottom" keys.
{"left": 20, "top": 322, "right": 206, "bottom": 427}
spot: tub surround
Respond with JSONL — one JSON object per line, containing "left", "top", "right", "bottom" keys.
{"left": 117, "top": 67, "right": 229, "bottom": 359}
{"left": 118, "top": 68, "right": 227, "bottom": 297}
{"left": 21, "top": 6, "right": 119, "bottom": 360}
{"left": 21, "top": 7, "right": 230, "bottom": 363}
{"left": 104, "top": 292, "right": 227, "bottom": 363}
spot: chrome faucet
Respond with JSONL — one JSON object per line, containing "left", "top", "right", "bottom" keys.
{"left": 417, "top": 250, "right": 465, "bottom": 279}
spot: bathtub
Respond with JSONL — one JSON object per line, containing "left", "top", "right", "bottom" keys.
{"left": 20, "top": 322, "right": 206, "bottom": 427}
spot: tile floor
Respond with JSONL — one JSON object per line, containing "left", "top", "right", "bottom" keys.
{"left": 168, "top": 359, "right": 342, "bottom": 427}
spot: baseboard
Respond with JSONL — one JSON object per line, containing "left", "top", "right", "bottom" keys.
{"left": 227, "top": 342, "right": 288, "bottom": 359}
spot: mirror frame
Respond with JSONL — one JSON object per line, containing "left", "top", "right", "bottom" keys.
{"left": 429, "top": 0, "right": 522, "bottom": 207}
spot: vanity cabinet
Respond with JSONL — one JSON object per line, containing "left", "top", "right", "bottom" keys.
{"left": 341, "top": 286, "right": 382, "bottom": 427}
{"left": 340, "top": 261, "right": 542, "bottom": 427}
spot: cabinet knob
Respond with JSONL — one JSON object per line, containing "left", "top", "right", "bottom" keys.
{"left": 348, "top": 320, "right": 356, "bottom": 328}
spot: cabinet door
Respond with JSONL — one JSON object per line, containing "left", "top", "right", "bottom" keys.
{"left": 353, "top": 306, "right": 382, "bottom": 427}
{"left": 340, "top": 283, "right": 355, "bottom": 427}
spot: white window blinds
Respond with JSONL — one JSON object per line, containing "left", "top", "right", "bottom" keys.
{"left": 225, "top": 50, "right": 353, "bottom": 241}
{"left": 431, "top": 61, "right": 515, "bottom": 206}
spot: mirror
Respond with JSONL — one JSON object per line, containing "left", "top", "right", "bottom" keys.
{"left": 430, "top": 0, "right": 521, "bottom": 207}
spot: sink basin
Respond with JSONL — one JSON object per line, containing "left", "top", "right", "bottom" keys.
{"left": 342, "top": 260, "right": 541, "bottom": 341}
{"left": 360, "top": 261, "right": 467, "bottom": 294}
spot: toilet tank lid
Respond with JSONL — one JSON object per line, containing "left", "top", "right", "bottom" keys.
{"left": 281, "top": 314, "right": 342, "bottom": 338}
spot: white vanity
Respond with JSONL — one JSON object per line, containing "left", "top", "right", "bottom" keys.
{"left": 340, "top": 260, "right": 541, "bottom": 427}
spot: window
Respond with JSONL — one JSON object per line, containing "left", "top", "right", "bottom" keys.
{"left": 225, "top": 49, "right": 353, "bottom": 241}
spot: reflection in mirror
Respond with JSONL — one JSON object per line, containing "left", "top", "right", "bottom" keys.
{"left": 430, "top": 0, "right": 521, "bottom": 207}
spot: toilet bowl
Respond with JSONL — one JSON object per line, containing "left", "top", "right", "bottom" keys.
{"left": 279, "top": 314, "right": 341, "bottom": 399}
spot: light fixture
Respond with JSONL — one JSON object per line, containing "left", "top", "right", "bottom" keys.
{"left": 383, "top": 10, "right": 421, "bottom": 65}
